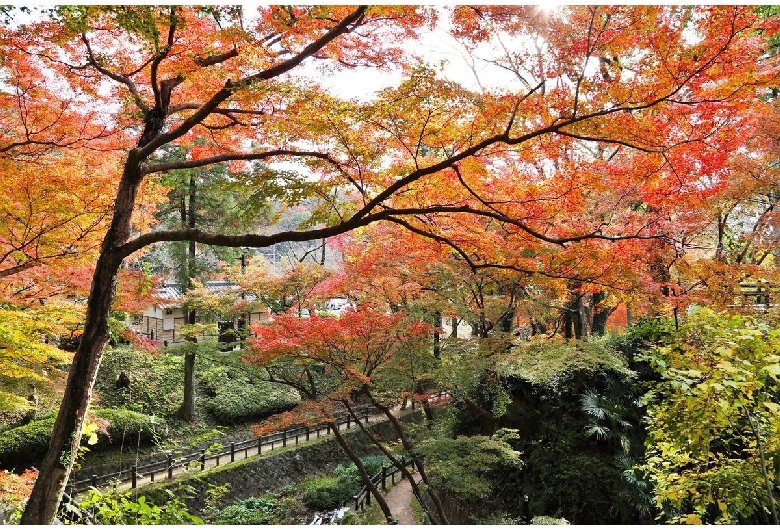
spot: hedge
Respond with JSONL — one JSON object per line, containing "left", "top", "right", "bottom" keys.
{"left": 0, "top": 408, "right": 155, "bottom": 470}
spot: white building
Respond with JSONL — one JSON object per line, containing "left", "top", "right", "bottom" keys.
{"left": 130, "top": 281, "right": 271, "bottom": 346}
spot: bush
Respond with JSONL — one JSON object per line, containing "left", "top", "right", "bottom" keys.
{"left": 212, "top": 494, "right": 279, "bottom": 524}
{"left": 92, "top": 408, "right": 156, "bottom": 447}
{"left": 68, "top": 487, "right": 202, "bottom": 524}
{"left": 93, "top": 345, "right": 185, "bottom": 416}
{"left": 300, "top": 475, "right": 354, "bottom": 511}
{"left": 300, "top": 457, "right": 389, "bottom": 511}
{"left": 200, "top": 366, "right": 299, "bottom": 424}
{"left": 0, "top": 409, "right": 157, "bottom": 469}
{"left": 0, "top": 416, "right": 56, "bottom": 468}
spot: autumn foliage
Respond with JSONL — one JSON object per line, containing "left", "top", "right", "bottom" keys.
{"left": 244, "top": 308, "right": 433, "bottom": 429}
{"left": 0, "top": 4, "right": 777, "bottom": 524}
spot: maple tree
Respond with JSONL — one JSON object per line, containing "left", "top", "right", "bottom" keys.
{"left": 1, "top": 5, "right": 775, "bottom": 523}
{"left": 244, "top": 307, "right": 448, "bottom": 523}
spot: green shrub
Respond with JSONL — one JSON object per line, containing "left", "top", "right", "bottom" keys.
{"left": 332, "top": 455, "right": 386, "bottom": 493}
{"left": 212, "top": 494, "right": 279, "bottom": 524}
{"left": 68, "top": 487, "right": 202, "bottom": 524}
{"left": 0, "top": 416, "right": 56, "bottom": 468}
{"left": 92, "top": 408, "right": 156, "bottom": 446}
{"left": 0, "top": 408, "right": 157, "bottom": 468}
{"left": 93, "top": 345, "right": 185, "bottom": 416}
{"left": 300, "top": 475, "right": 354, "bottom": 511}
{"left": 300, "top": 456, "right": 387, "bottom": 511}
{"left": 418, "top": 429, "right": 522, "bottom": 502}
{"left": 200, "top": 366, "right": 299, "bottom": 424}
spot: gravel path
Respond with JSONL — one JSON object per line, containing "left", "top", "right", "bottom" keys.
{"left": 384, "top": 472, "right": 421, "bottom": 525}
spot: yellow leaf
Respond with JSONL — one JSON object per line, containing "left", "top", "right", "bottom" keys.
{"left": 685, "top": 514, "right": 702, "bottom": 525}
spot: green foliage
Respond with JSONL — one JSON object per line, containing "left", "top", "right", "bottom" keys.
{"left": 0, "top": 408, "right": 156, "bottom": 468}
{"left": 94, "top": 345, "right": 185, "bottom": 416}
{"left": 439, "top": 333, "right": 651, "bottom": 524}
{"left": 94, "top": 345, "right": 299, "bottom": 425}
{"left": 211, "top": 492, "right": 303, "bottom": 525}
{"left": 199, "top": 365, "right": 299, "bottom": 424}
{"left": 91, "top": 408, "right": 156, "bottom": 446}
{"left": 67, "top": 486, "right": 203, "bottom": 524}
{"left": 0, "top": 305, "right": 76, "bottom": 425}
{"left": 580, "top": 390, "right": 633, "bottom": 453}
{"left": 501, "top": 338, "right": 634, "bottom": 392}
{"left": 202, "top": 483, "right": 230, "bottom": 518}
{"left": 300, "top": 475, "right": 353, "bottom": 511}
{"left": 641, "top": 307, "right": 780, "bottom": 524}
{"left": 0, "top": 416, "right": 56, "bottom": 467}
{"left": 417, "top": 429, "right": 522, "bottom": 503}
{"left": 299, "top": 457, "right": 387, "bottom": 511}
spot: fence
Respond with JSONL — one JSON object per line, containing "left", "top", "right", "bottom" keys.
{"left": 350, "top": 457, "right": 417, "bottom": 512}
{"left": 65, "top": 407, "right": 374, "bottom": 496}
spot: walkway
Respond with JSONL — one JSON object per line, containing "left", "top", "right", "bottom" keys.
{"left": 385, "top": 472, "right": 421, "bottom": 525}
{"left": 111, "top": 407, "right": 394, "bottom": 492}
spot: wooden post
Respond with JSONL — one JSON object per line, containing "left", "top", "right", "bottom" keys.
{"left": 200, "top": 450, "right": 206, "bottom": 471}
{"left": 131, "top": 466, "right": 137, "bottom": 489}
{"left": 381, "top": 465, "right": 387, "bottom": 490}
{"left": 91, "top": 475, "right": 97, "bottom": 488}
{"left": 230, "top": 442, "right": 235, "bottom": 462}
{"left": 258, "top": 437, "right": 262, "bottom": 455}
{"left": 283, "top": 431, "right": 287, "bottom": 447}
{"left": 306, "top": 426, "right": 310, "bottom": 441}
{"left": 167, "top": 452, "right": 173, "bottom": 479}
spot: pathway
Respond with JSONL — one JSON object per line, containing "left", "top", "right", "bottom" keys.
{"left": 110, "top": 406, "right": 395, "bottom": 492}
{"left": 385, "top": 472, "right": 421, "bottom": 525}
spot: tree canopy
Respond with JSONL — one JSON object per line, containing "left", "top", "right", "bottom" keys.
{"left": 0, "top": 5, "right": 778, "bottom": 523}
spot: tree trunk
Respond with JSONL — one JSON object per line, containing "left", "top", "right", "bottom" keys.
{"left": 176, "top": 338, "right": 197, "bottom": 422}
{"left": 590, "top": 291, "right": 614, "bottom": 336}
{"left": 176, "top": 177, "right": 198, "bottom": 422}
{"left": 365, "top": 389, "right": 450, "bottom": 525}
{"left": 328, "top": 421, "right": 393, "bottom": 522}
{"left": 747, "top": 410, "right": 779, "bottom": 525}
{"left": 432, "top": 310, "right": 442, "bottom": 359}
{"left": 21, "top": 160, "right": 142, "bottom": 524}
{"left": 343, "top": 400, "right": 442, "bottom": 525}
{"left": 563, "top": 307, "right": 574, "bottom": 339}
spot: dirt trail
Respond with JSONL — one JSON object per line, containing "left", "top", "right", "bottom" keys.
{"left": 384, "top": 472, "right": 421, "bottom": 525}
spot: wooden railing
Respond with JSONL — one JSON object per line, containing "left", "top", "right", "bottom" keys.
{"left": 65, "top": 407, "right": 374, "bottom": 495}
{"left": 65, "top": 390, "right": 450, "bottom": 497}
{"left": 351, "top": 457, "right": 416, "bottom": 512}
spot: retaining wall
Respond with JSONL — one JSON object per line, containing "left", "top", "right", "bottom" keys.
{"left": 135, "top": 413, "right": 423, "bottom": 515}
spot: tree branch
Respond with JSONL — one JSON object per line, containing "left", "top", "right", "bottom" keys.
{"left": 136, "top": 5, "right": 368, "bottom": 160}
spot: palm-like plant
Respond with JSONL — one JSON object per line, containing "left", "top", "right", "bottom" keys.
{"left": 580, "top": 390, "right": 633, "bottom": 454}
